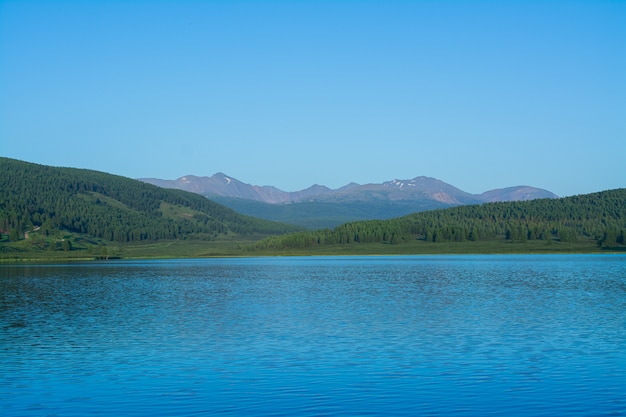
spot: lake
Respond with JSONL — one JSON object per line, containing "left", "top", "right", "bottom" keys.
{"left": 1, "top": 255, "right": 625, "bottom": 416}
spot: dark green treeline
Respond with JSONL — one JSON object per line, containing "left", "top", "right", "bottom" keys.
{"left": 256, "top": 189, "right": 626, "bottom": 249}
{"left": 0, "top": 158, "right": 298, "bottom": 242}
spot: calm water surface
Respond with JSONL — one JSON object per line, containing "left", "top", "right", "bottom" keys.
{"left": 1, "top": 255, "right": 625, "bottom": 416}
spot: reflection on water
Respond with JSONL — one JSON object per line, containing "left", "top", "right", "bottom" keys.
{"left": 1, "top": 255, "right": 625, "bottom": 416}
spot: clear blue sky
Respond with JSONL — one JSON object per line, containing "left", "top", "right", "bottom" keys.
{"left": 1, "top": 0, "right": 624, "bottom": 196}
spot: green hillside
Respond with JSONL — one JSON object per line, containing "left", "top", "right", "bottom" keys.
{"left": 255, "top": 189, "right": 626, "bottom": 252}
{"left": 2, "top": 157, "right": 623, "bottom": 259}
{"left": 0, "top": 158, "right": 299, "bottom": 256}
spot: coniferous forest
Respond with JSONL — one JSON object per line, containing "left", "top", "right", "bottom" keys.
{"left": 0, "top": 158, "right": 298, "bottom": 245}
{"left": 1, "top": 157, "right": 624, "bottom": 258}
{"left": 255, "top": 189, "right": 626, "bottom": 250}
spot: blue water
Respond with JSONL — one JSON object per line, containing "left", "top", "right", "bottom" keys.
{"left": 1, "top": 255, "right": 625, "bottom": 416}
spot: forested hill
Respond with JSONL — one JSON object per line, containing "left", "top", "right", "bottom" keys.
{"left": 256, "top": 189, "right": 626, "bottom": 250}
{"left": 0, "top": 158, "right": 299, "bottom": 243}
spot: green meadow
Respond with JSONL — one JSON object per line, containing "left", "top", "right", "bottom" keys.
{"left": 1, "top": 232, "right": 617, "bottom": 263}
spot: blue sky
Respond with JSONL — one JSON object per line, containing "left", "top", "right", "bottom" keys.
{"left": 1, "top": 0, "right": 624, "bottom": 196}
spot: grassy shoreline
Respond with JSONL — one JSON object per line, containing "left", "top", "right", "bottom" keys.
{"left": 1, "top": 237, "right": 623, "bottom": 263}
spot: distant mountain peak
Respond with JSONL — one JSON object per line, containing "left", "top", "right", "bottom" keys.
{"left": 304, "top": 184, "right": 331, "bottom": 192}
{"left": 139, "top": 174, "right": 557, "bottom": 206}
{"left": 385, "top": 177, "right": 437, "bottom": 188}
{"left": 480, "top": 186, "right": 558, "bottom": 202}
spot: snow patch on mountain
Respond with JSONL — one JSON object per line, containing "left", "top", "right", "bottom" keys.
{"left": 138, "top": 174, "right": 557, "bottom": 206}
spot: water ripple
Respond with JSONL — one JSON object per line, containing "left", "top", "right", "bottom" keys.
{"left": 1, "top": 255, "right": 625, "bottom": 416}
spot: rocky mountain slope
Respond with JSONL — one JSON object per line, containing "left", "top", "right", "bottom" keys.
{"left": 140, "top": 174, "right": 557, "bottom": 205}
{"left": 139, "top": 174, "right": 558, "bottom": 229}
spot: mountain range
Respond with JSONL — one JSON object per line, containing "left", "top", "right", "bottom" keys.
{"left": 139, "top": 174, "right": 558, "bottom": 228}
{"left": 2, "top": 157, "right": 623, "bottom": 259}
